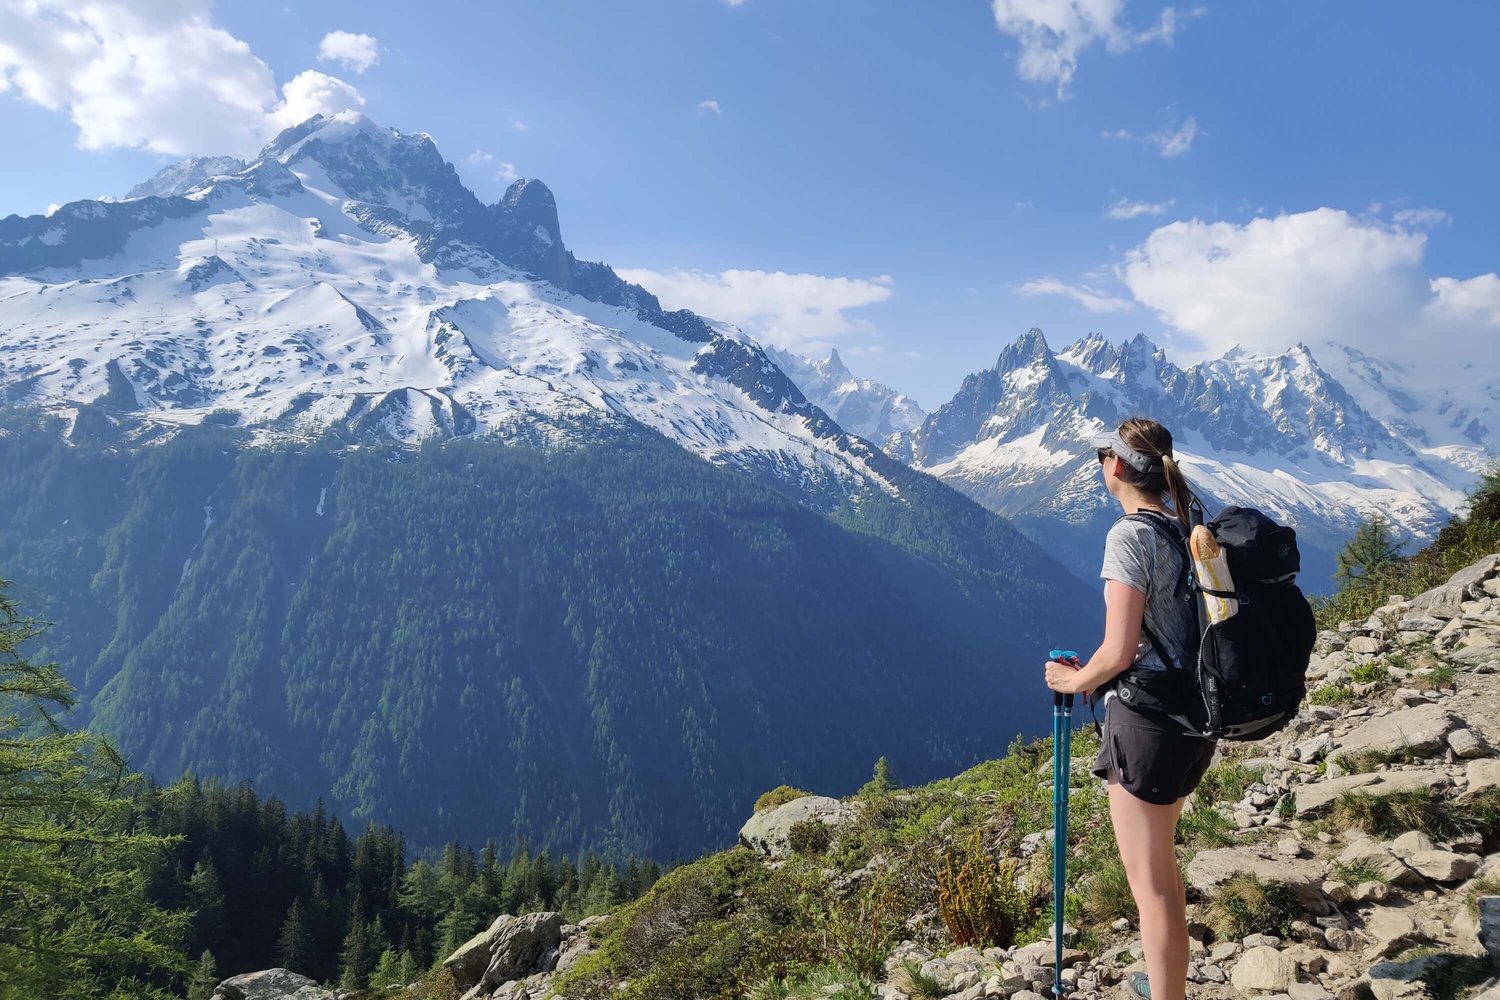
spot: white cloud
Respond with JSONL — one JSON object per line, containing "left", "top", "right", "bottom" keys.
{"left": 1392, "top": 207, "right": 1450, "bottom": 229}
{"left": 0, "top": 0, "right": 362, "bottom": 157}
{"left": 1117, "top": 207, "right": 1499, "bottom": 364}
{"left": 1018, "top": 278, "right": 1134, "bottom": 313}
{"left": 989, "top": 0, "right": 1202, "bottom": 98}
{"left": 45, "top": 203, "right": 60, "bottom": 216}
{"left": 1151, "top": 115, "right": 1196, "bottom": 156}
{"left": 723, "top": 0, "right": 749, "bottom": 6}
{"left": 512, "top": 119, "right": 529, "bottom": 132}
{"left": 466, "top": 150, "right": 518, "bottom": 185}
{"left": 616, "top": 267, "right": 894, "bottom": 353}
{"left": 496, "top": 161, "right": 519, "bottom": 183}
{"left": 696, "top": 99, "right": 722, "bottom": 115}
{"left": 1103, "top": 114, "right": 1197, "bottom": 156}
{"left": 317, "top": 31, "right": 380, "bottom": 74}
{"left": 466, "top": 150, "right": 495, "bottom": 164}
{"left": 271, "top": 70, "right": 364, "bottom": 130}
{"left": 1106, "top": 197, "right": 1171, "bottom": 219}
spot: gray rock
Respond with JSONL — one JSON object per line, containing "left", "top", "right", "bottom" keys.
{"left": 1390, "top": 830, "right": 1435, "bottom": 858}
{"left": 1406, "top": 849, "right": 1481, "bottom": 882}
{"left": 1409, "top": 554, "right": 1500, "bottom": 613}
{"left": 1333, "top": 703, "right": 1459, "bottom": 761}
{"left": 1338, "top": 838, "right": 1409, "bottom": 883}
{"left": 1351, "top": 880, "right": 1390, "bottom": 902}
{"left": 443, "top": 911, "right": 563, "bottom": 994}
{"left": 1293, "top": 768, "right": 1450, "bottom": 817}
{"left": 1468, "top": 758, "right": 1500, "bottom": 796}
{"left": 211, "top": 970, "right": 336, "bottom": 1000}
{"left": 1449, "top": 728, "right": 1492, "bottom": 759}
{"left": 1483, "top": 896, "right": 1500, "bottom": 969}
{"left": 1347, "top": 635, "right": 1384, "bottom": 654}
{"left": 739, "top": 795, "right": 857, "bottom": 858}
{"left": 1363, "top": 909, "right": 1417, "bottom": 957}
{"left": 1397, "top": 615, "right": 1446, "bottom": 633}
{"left": 1185, "top": 846, "right": 1326, "bottom": 896}
{"left": 1294, "top": 732, "right": 1333, "bottom": 763}
{"left": 1230, "top": 945, "right": 1296, "bottom": 991}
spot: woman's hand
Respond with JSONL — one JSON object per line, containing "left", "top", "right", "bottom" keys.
{"left": 1043, "top": 658, "right": 1086, "bottom": 695}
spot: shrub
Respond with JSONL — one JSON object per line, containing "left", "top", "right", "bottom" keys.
{"left": 756, "top": 785, "right": 812, "bottom": 813}
{"left": 788, "top": 819, "right": 833, "bottom": 856}
{"left": 894, "top": 958, "right": 953, "bottom": 1000}
{"left": 1349, "top": 661, "right": 1392, "bottom": 686}
{"left": 1079, "top": 858, "right": 1135, "bottom": 926}
{"left": 935, "top": 829, "right": 1039, "bottom": 948}
{"left": 1205, "top": 874, "right": 1301, "bottom": 941}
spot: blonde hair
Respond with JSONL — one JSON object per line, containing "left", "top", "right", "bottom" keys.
{"left": 1116, "top": 416, "right": 1193, "bottom": 532}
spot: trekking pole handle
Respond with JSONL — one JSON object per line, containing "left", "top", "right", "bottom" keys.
{"left": 1049, "top": 649, "right": 1081, "bottom": 708}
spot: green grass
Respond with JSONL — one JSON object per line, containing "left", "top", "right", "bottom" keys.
{"left": 1463, "top": 876, "right": 1500, "bottom": 915}
{"left": 1308, "top": 683, "right": 1357, "bottom": 706}
{"left": 1329, "top": 858, "right": 1390, "bottom": 886}
{"left": 1193, "top": 761, "right": 1260, "bottom": 807}
{"left": 1334, "top": 741, "right": 1419, "bottom": 774}
{"left": 1349, "top": 661, "right": 1393, "bottom": 686}
{"left": 893, "top": 958, "right": 953, "bottom": 1000}
{"left": 1176, "top": 804, "right": 1236, "bottom": 848}
{"left": 1329, "top": 787, "right": 1500, "bottom": 842}
{"left": 746, "top": 963, "right": 879, "bottom": 1000}
{"left": 1204, "top": 874, "right": 1302, "bottom": 942}
{"left": 1427, "top": 663, "right": 1458, "bottom": 688}
{"left": 1079, "top": 858, "right": 1136, "bottom": 926}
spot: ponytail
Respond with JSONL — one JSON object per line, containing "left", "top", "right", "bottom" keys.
{"left": 1161, "top": 454, "right": 1193, "bottom": 533}
{"left": 1116, "top": 416, "right": 1195, "bottom": 531}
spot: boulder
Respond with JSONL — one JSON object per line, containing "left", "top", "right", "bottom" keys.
{"left": 1449, "top": 728, "right": 1492, "bottom": 759}
{"left": 1408, "top": 554, "right": 1500, "bottom": 613}
{"left": 1483, "top": 896, "right": 1500, "bottom": 970}
{"left": 1390, "top": 831, "right": 1434, "bottom": 858}
{"left": 1292, "top": 768, "right": 1450, "bottom": 817}
{"left": 739, "top": 795, "right": 857, "bottom": 858}
{"left": 1230, "top": 945, "right": 1297, "bottom": 991}
{"left": 443, "top": 911, "right": 563, "bottom": 995}
{"left": 1362, "top": 909, "right": 1417, "bottom": 957}
{"left": 1405, "top": 849, "right": 1481, "bottom": 882}
{"left": 1468, "top": 758, "right": 1500, "bottom": 796}
{"left": 211, "top": 969, "right": 336, "bottom": 1000}
{"left": 1186, "top": 847, "right": 1327, "bottom": 893}
{"left": 1332, "top": 703, "right": 1458, "bottom": 761}
{"left": 1347, "top": 636, "right": 1383, "bottom": 655}
{"left": 1336, "top": 838, "right": 1411, "bottom": 884}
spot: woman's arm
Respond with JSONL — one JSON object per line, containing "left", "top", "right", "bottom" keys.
{"left": 1043, "top": 579, "right": 1146, "bottom": 695}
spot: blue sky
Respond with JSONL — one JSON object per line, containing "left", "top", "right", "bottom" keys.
{"left": 2, "top": 1, "right": 1497, "bottom": 408}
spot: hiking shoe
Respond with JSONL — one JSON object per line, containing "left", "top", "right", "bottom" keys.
{"left": 1127, "top": 972, "right": 1151, "bottom": 999}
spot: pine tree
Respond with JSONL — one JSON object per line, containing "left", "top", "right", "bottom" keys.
{"left": 187, "top": 950, "right": 218, "bottom": 1000}
{"left": 1336, "top": 516, "right": 1405, "bottom": 584}
{"left": 276, "top": 898, "right": 314, "bottom": 973}
{"left": 187, "top": 859, "right": 227, "bottom": 952}
{"left": 0, "top": 580, "right": 188, "bottom": 999}
{"left": 859, "top": 755, "right": 899, "bottom": 796}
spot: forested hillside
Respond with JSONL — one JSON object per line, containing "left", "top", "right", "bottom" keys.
{"left": 0, "top": 409, "right": 1096, "bottom": 859}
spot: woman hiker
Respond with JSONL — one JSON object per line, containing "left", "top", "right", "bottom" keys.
{"left": 1043, "top": 416, "right": 1217, "bottom": 1000}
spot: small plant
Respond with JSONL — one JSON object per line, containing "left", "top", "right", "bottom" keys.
{"left": 1308, "top": 683, "right": 1357, "bottom": 706}
{"left": 1194, "top": 761, "right": 1259, "bottom": 807}
{"left": 1463, "top": 876, "right": 1500, "bottom": 915}
{"left": 788, "top": 819, "right": 833, "bottom": 856}
{"left": 1176, "top": 804, "right": 1235, "bottom": 848}
{"left": 1205, "top": 874, "right": 1301, "bottom": 941}
{"left": 935, "top": 828, "right": 1039, "bottom": 948}
{"left": 1349, "top": 661, "right": 1392, "bottom": 686}
{"left": 1329, "top": 787, "right": 1500, "bottom": 841}
{"left": 1428, "top": 663, "right": 1458, "bottom": 688}
{"left": 1276, "top": 793, "right": 1296, "bottom": 820}
{"left": 1385, "top": 651, "right": 1412, "bottom": 671}
{"left": 1329, "top": 858, "right": 1389, "bottom": 886}
{"left": 895, "top": 958, "right": 953, "bottom": 1000}
{"left": 1335, "top": 741, "right": 1418, "bottom": 774}
{"left": 1080, "top": 858, "right": 1136, "bottom": 927}
{"left": 755, "top": 785, "right": 812, "bottom": 813}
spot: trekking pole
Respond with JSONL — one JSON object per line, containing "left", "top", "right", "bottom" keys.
{"left": 1049, "top": 648, "right": 1081, "bottom": 997}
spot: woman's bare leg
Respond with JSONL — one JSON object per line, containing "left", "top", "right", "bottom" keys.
{"left": 1109, "top": 778, "right": 1188, "bottom": 1000}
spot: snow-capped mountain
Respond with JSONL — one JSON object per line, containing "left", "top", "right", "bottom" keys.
{"left": 889, "top": 328, "right": 1490, "bottom": 588}
{"left": 763, "top": 345, "right": 925, "bottom": 453}
{"left": 0, "top": 112, "right": 900, "bottom": 510}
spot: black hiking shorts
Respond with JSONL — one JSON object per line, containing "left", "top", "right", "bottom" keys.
{"left": 1089, "top": 696, "right": 1217, "bottom": 805}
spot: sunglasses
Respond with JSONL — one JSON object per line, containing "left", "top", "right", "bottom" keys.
{"left": 1096, "top": 448, "right": 1115, "bottom": 464}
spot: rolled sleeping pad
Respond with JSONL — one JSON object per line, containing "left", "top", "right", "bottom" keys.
{"left": 1190, "top": 524, "right": 1239, "bottom": 624}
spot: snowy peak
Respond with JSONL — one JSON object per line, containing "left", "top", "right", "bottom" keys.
{"left": 761, "top": 345, "right": 925, "bottom": 448}
{"left": 127, "top": 156, "right": 248, "bottom": 200}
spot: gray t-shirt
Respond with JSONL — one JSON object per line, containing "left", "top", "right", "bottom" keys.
{"left": 1100, "top": 514, "right": 1196, "bottom": 679}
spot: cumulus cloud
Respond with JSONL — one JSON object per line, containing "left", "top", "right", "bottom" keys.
{"left": 317, "top": 31, "right": 380, "bottom": 74}
{"left": 1117, "top": 207, "right": 1499, "bottom": 364}
{"left": 466, "top": 150, "right": 518, "bottom": 185}
{"left": 1019, "top": 278, "right": 1134, "bottom": 313}
{"left": 696, "top": 99, "right": 722, "bottom": 115}
{"left": 272, "top": 70, "right": 365, "bottom": 130}
{"left": 1107, "top": 197, "right": 1171, "bottom": 219}
{"left": 0, "top": 0, "right": 362, "bottom": 157}
{"left": 616, "top": 267, "right": 894, "bottom": 353}
{"left": 989, "top": 0, "right": 1202, "bottom": 97}
{"left": 1392, "top": 207, "right": 1450, "bottom": 229}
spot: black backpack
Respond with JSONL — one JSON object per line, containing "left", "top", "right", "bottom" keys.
{"left": 1103, "top": 506, "right": 1316, "bottom": 741}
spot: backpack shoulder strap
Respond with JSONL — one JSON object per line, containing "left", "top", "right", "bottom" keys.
{"left": 1114, "top": 511, "right": 1193, "bottom": 672}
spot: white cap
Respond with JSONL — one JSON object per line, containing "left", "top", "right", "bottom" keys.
{"left": 1090, "top": 430, "right": 1164, "bottom": 474}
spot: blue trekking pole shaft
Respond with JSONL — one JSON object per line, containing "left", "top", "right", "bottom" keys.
{"left": 1049, "top": 650, "right": 1079, "bottom": 997}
